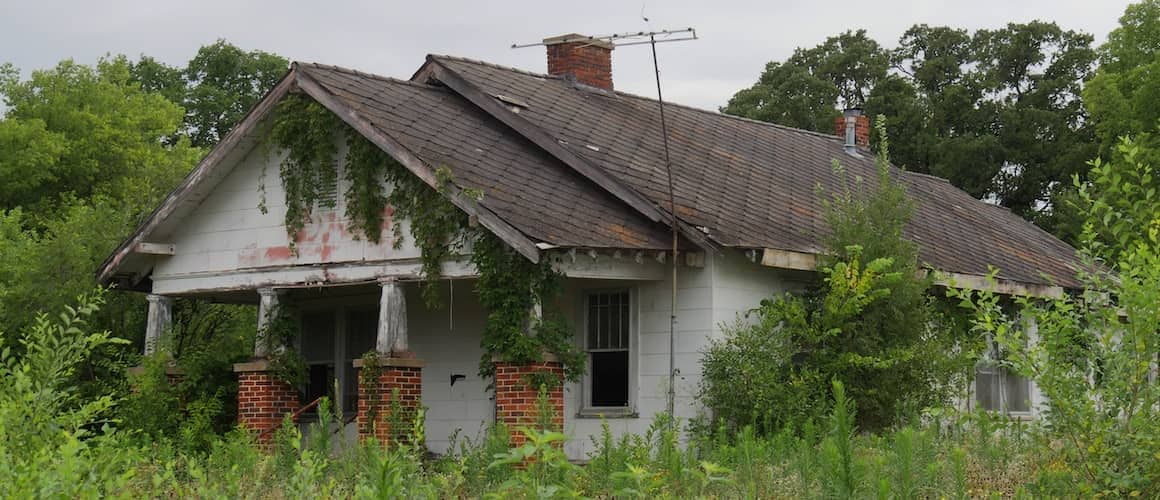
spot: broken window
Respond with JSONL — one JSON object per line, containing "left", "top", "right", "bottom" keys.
{"left": 585, "top": 290, "right": 631, "bottom": 408}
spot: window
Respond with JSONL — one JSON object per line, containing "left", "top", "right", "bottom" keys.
{"left": 585, "top": 290, "right": 631, "bottom": 408}
{"left": 301, "top": 311, "right": 336, "bottom": 409}
{"left": 975, "top": 335, "right": 1031, "bottom": 413}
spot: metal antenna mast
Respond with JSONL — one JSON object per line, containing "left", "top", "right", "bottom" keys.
{"left": 513, "top": 27, "right": 697, "bottom": 419}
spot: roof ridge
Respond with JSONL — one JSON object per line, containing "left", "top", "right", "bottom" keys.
{"left": 427, "top": 54, "right": 562, "bottom": 81}
{"left": 296, "top": 61, "right": 444, "bottom": 90}
{"left": 429, "top": 54, "right": 844, "bottom": 144}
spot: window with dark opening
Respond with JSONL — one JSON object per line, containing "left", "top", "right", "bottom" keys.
{"left": 586, "top": 291, "right": 630, "bottom": 408}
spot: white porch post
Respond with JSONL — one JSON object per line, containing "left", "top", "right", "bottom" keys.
{"left": 376, "top": 278, "right": 408, "bottom": 354}
{"left": 253, "top": 288, "right": 282, "bottom": 358}
{"left": 143, "top": 294, "right": 174, "bottom": 356}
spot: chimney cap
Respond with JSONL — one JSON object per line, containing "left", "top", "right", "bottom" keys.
{"left": 843, "top": 107, "right": 864, "bottom": 118}
{"left": 542, "top": 33, "right": 615, "bottom": 50}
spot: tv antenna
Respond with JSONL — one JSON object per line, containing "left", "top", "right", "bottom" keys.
{"left": 513, "top": 27, "right": 698, "bottom": 420}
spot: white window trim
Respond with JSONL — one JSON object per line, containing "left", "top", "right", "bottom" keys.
{"left": 577, "top": 287, "right": 638, "bottom": 418}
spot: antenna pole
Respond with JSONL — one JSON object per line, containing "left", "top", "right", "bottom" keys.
{"left": 512, "top": 27, "right": 696, "bottom": 421}
{"left": 648, "top": 34, "right": 680, "bottom": 420}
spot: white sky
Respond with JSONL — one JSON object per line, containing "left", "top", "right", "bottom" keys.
{"left": 0, "top": 0, "right": 1134, "bottom": 111}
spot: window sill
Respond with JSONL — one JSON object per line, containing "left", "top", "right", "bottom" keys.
{"left": 576, "top": 408, "right": 638, "bottom": 419}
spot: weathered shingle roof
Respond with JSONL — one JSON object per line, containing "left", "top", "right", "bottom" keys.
{"left": 298, "top": 63, "right": 671, "bottom": 250}
{"left": 419, "top": 55, "right": 1082, "bottom": 288}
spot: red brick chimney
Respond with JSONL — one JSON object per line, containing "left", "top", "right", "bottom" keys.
{"left": 543, "top": 33, "right": 614, "bottom": 90}
{"left": 834, "top": 108, "right": 870, "bottom": 152}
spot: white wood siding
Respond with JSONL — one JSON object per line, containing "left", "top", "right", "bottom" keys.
{"left": 152, "top": 139, "right": 424, "bottom": 293}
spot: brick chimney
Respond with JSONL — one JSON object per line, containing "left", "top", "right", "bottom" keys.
{"left": 543, "top": 33, "right": 614, "bottom": 90}
{"left": 834, "top": 108, "right": 870, "bottom": 153}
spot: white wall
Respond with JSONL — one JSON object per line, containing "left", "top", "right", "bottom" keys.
{"left": 557, "top": 250, "right": 796, "bottom": 459}
{"left": 152, "top": 137, "right": 423, "bottom": 289}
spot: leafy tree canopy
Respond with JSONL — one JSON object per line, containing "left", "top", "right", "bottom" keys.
{"left": 724, "top": 22, "right": 1097, "bottom": 235}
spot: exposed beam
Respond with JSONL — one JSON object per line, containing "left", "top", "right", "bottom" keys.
{"left": 134, "top": 242, "right": 176, "bottom": 256}
{"left": 760, "top": 248, "right": 818, "bottom": 271}
{"left": 759, "top": 247, "right": 1065, "bottom": 299}
{"left": 936, "top": 272, "right": 1065, "bottom": 300}
{"left": 294, "top": 67, "right": 541, "bottom": 264}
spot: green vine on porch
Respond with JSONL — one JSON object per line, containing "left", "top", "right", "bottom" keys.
{"left": 265, "top": 94, "right": 583, "bottom": 382}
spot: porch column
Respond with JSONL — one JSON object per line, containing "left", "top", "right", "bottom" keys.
{"left": 253, "top": 287, "right": 282, "bottom": 358}
{"left": 355, "top": 278, "right": 425, "bottom": 445}
{"left": 235, "top": 287, "right": 298, "bottom": 445}
{"left": 143, "top": 293, "right": 174, "bottom": 356}
{"left": 494, "top": 294, "right": 564, "bottom": 446}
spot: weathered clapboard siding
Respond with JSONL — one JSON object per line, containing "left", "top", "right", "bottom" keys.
{"left": 151, "top": 134, "right": 426, "bottom": 293}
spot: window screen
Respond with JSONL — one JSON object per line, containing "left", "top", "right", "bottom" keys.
{"left": 975, "top": 364, "right": 1030, "bottom": 413}
{"left": 586, "top": 291, "right": 630, "bottom": 407}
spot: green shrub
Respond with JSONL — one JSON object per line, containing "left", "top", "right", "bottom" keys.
{"left": 701, "top": 120, "right": 974, "bottom": 434}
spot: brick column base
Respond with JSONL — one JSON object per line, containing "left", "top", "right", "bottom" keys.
{"left": 494, "top": 358, "right": 564, "bottom": 447}
{"left": 234, "top": 359, "right": 299, "bottom": 444}
{"left": 354, "top": 356, "right": 425, "bottom": 445}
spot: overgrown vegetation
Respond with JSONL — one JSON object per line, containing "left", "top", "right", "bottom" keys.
{"left": 0, "top": 302, "right": 1056, "bottom": 497}
{"left": 701, "top": 120, "right": 973, "bottom": 433}
{"left": 266, "top": 94, "right": 584, "bottom": 382}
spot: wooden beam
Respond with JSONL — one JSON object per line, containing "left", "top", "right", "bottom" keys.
{"left": 96, "top": 69, "right": 298, "bottom": 285}
{"left": 760, "top": 248, "right": 818, "bottom": 271}
{"left": 759, "top": 247, "right": 1064, "bottom": 299}
{"left": 936, "top": 272, "right": 1064, "bottom": 299}
{"left": 294, "top": 68, "right": 542, "bottom": 264}
{"left": 134, "top": 242, "right": 176, "bottom": 255}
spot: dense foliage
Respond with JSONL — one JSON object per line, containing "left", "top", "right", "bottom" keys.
{"left": 0, "top": 42, "right": 285, "bottom": 435}
{"left": 950, "top": 136, "right": 1160, "bottom": 495}
{"left": 0, "top": 301, "right": 1057, "bottom": 497}
{"left": 267, "top": 94, "right": 584, "bottom": 381}
{"left": 701, "top": 122, "right": 973, "bottom": 432}
{"left": 723, "top": 22, "right": 1097, "bottom": 236}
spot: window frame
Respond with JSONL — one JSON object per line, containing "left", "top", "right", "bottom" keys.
{"left": 578, "top": 287, "right": 637, "bottom": 417}
{"left": 972, "top": 330, "right": 1033, "bottom": 417}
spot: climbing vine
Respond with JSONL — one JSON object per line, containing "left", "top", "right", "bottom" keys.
{"left": 260, "top": 304, "right": 307, "bottom": 386}
{"left": 267, "top": 94, "right": 583, "bottom": 382}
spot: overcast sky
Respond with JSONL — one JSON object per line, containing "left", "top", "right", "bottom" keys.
{"left": 0, "top": 0, "right": 1134, "bottom": 111}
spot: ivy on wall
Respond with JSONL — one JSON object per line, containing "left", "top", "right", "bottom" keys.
{"left": 266, "top": 94, "right": 583, "bottom": 382}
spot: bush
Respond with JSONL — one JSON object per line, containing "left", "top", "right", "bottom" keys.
{"left": 701, "top": 120, "right": 974, "bottom": 433}
{"left": 952, "top": 137, "right": 1160, "bottom": 496}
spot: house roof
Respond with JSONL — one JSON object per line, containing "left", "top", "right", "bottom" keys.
{"left": 97, "top": 54, "right": 1085, "bottom": 291}
{"left": 415, "top": 55, "right": 1083, "bottom": 289}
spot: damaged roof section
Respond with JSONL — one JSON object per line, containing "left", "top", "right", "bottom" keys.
{"left": 420, "top": 56, "right": 1083, "bottom": 289}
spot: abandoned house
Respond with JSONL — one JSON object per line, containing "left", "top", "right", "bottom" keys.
{"left": 97, "top": 34, "right": 1084, "bottom": 459}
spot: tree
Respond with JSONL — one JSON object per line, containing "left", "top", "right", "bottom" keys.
{"left": 722, "top": 30, "right": 888, "bottom": 132}
{"left": 1085, "top": 1, "right": 1160, "bottom": 162}
{"left": 181, "top": 40, "right": 288, "bottom": 148}
{"left": 725, "top": 22, "right": 1097, "bottom": 234}
{"left": 0, "top": 57, "right": 196, "bottom": 216}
